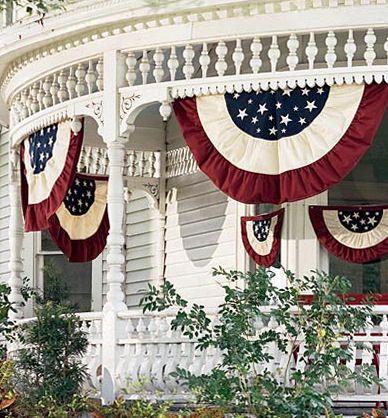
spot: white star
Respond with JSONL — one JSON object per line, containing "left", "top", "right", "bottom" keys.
{"left": 270, "top": 90, "right": 276, "bottom": 95}
{"left": 77, "top": 199, "right": 83, "bottom": 206}
{"left": 367, "top": 216, "right": 377, "bottom": 226}
{"left": 237, "top": 108, "right": 248, "bottom": 120}
{"left": 75, "top": 178, "right": 80, "bottom": 186}
{"left": 275, "top": 101, "right": 282, "bottom": 109}
{"left": 280, "top": 114, "right": 292, "bottom": 126}
{"left": 317, "top": 87, "right": 325, "bottom": 95}
{"left": 343, "top": 215, "right": 352, "bottom": 224}
{"left": 282, "top": 87, "right": 292, "bottom": 96}
{"left": 298, "top": 117, "right": 306, "bottom": 125}
{"left": 269, "top": 115, "right": 274, "bottom": 121}
{"left": 256, "top": 128, "right": 261, "bottom": 133}
{"left": 251, "top": 116, "right": 258, "bottom": 124}
{"left": 46, "top": 153, "right": 49, "bottom": 158}
{"left": 281, "top": 128, "right": 286, "bottom": 133}
{"left": 248, "top": 99, "right": 253, "bottom": 104}
{"left": 351, "top": 224, "right": 359, "bottom": 231}
{"left": 37, "top": 142, "right": 41, "bottom": 148}
{"left": 39, "top": 153, "right": 44, "bottom": 161}
{"left": 293, "top": 106, "right": 299, "bottom": 112}
{"left": 301, "top": 88, "right": 310, "bottom": 96}
{"left": 48, "top": 137, "right": 53, "bottom": 146}
{"left": 353, "top": 212, "right": 360, "bottom": 219}
{"left": 257, "top": 103, "right": 268, "bottom": 115}
{"left": 360, "top": 219, "right": 366, "bottom": 225}
{"left": 233, "top": 93, "right": 240, "bottom": 99}
{"left": 269, "top": 127, "right": 277, "bottom": 136}
{"left": 305, "top": 100, "right": 317, "bottom": 112}
{"left": 47, "top": 126, "right": 51, "bottom": 133}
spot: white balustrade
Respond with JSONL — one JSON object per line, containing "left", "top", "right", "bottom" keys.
{"left": 77, "top": 146, "right": 161, "bottom": 178}
{"left": 10, "top": 306, "right": 388, "bottom": 402}
{"left": 10, "top": 27, "right": 388, "bottom": 124}
{"left": 11, "top": 57, "right": 102, "bottom": 122}
{"left": 113, "top": 27, "right": 386, "bottom": 87}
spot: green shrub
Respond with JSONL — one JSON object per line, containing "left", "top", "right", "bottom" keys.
{"left": 13, "top": 302, "right": 88, "bottom": 405}
{"left": 142, "top": 267, "right": 379, "bottom": 418}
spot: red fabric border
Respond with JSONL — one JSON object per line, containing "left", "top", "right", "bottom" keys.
{"left": 173, "top": 83, "right": 388, "bottom": 204}
{"left": 241, "top": 208, "right": 284, "bottom": 267}
{"left": 48, "top": 210, "right": 109, "bottom": 262}
{"left": 309, "top": 204, "right": 388, "bottom": 264}
{"left": 20, "top": 120, "right": 84, "bottom": 232}
{"left": 47, "top": 174, "right": 109, "bottom": 262}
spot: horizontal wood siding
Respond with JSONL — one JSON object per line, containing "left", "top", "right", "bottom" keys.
{"left": 0, "top": 130, "right": 10, "bottom": 284}
{"left": 102, "top": 190, "right": 160, "bottom": 309}
{"left": 165, "top": 171, "right": 237, "bottom": 308}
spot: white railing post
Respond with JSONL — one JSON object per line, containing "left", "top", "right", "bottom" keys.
{"left": 8, "top": 147, "right": 24, "bottom": 321}
{"left": 101, "top": 49, "right": 129, "bottom": 404}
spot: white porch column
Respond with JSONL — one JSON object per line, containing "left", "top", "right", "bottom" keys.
{"left": 8, "top": 148, "right": 24, "bottom": 320}
{"left": 101, "top": 49, "right": 129, "bottom": 404}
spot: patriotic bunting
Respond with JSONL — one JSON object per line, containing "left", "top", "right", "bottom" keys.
{"left": 241, "top": 209, "right": 284, "bottom": 267}
{"left": 20, "top": 120, "right": 83, "bottom": 231}
{"left": 48, "top": 174, "right": 109, "bottom": 262}
{"left": 174, "top": 83, "right": 388, "bottom": 204}
{"left": 309, "top": 205, "right": 388, "bottom": 264}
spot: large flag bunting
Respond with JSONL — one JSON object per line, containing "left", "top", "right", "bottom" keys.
{"left": 309, "top": 205, "right": 388, "bottom": 264}
{"left": 174, "top": 83, "right": 388, "bottom": 204}
{"left": 20, "top": 120, "right": 83, "bottom": 231}
{"left": 241, "top": 209, "right": 284, "bottom": 267}
{"left": 48, "top": 174, "right": 109, "bottom": 262}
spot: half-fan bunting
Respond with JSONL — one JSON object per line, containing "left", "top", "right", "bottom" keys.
{"left": 309, "top": 205, "right": 388, "bottom": 264}
{"left": 48, "top": 173, "right": 109, "bottom": 262}
{"left": 174, "top": 83, "right": 388, "bottom": 204}
{"left": 241, "top": 209, "right": 284, "bottom": 267}
{"left": 20, "top": 119, "right": 83, "bottom": 231}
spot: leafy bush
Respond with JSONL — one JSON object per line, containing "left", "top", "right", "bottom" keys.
{"left": 142, "top": 267, "right": 379, "bottom": 418}
{"left": 13, "top": 302, "right": 88, "bottom": 405}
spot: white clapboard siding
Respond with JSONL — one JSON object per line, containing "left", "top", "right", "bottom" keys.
{"left": 102, "top": 190, "right": 161, "bottom": 309}
{"left": 0, "top": 129, "right": 10, "bottom": 283}
{"left": 165, "top": 171, "right": 237, "bottom": 308}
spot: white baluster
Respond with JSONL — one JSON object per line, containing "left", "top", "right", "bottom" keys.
{"left": 42, "top": 76, "right": 53, "bottom": 108}
{"left": 30, "top": 82, "right": 40, "bottom": 114}
{"left": 125, "top": 52, "right": 137, "bottom": 86}
{"left": 198, "top": 43, "right": 210, "bottom": 78}
{"left": 167, "top": 46, "right": 179, "bottom": 81}
{"left": 50, "top": 74, "right": 59, "bottom": 105}
{"left": 139, "top": 152, "right": 146, "bottom": 176}
{"left": 96, "top": 57, "right": 104, "bottom": 91}
{"left": 215, "top": 40, "right": 228, "bottom": 76}
{"left": 127, "top": 150, "right": 136, "bottom": 176}
{"left": 325, "top": 31, "right": 337, "bottom": 68}
{"left": 232, "top": 39, "right": 244, "bottom": 75}
{"left": 250, "top": 37, "right": 263, "bottom": 74}
{"left": 139, "top": 50, "right": 150, "bottom": 85}
{"left": 364, "top": 28, "right": 376, "bottom": 66}
{"left": 77, "top": 147, "right": 86, "bottom": 172}
{"left": 103, "top": 149, "right": 109, "bottom": 175}
{"left": 148, "top": 152, "right": 156, "bottom": 177}
{"left": 268, "top": 35, "right": 280, "bottom": 72}
{"left": 286, "top": 33, "right": 299, "bottom": 71}
{"left": 86, "top": 147, "right": 93, "bottom": 174}
{"left": 182, "top": 44, "right": 195, "bottom": 80}
{"left": 384, "top": 37, "right": 388, "bottom": 65}
{"left": 136, "top": 317, "right": 146, "bottom": 338}
{"left": 25, "top": 88, "right": 33, "bottom": 115}
{"left": 66, "top": 66, "right": 77, "bottom": 99}
{"left": 85, "top": 60, "right": 97, "bottom": 94}
{"left": 37, "top": 81, "right": 45, "bottom": 111}
{"left": 20, "top": 90, "right": 29, "bottom": 119}
{"left": 94, "top": 148, "right": 101, "bottom": 174}
{"left": 75, "top": 63, "right": 87, "bottom": 97}
{"left": 57, "top": 70, "right": 69, "bottom": 102}
{"left": 305, "top": 32, "right": 318, "bottom": 70}
{"left": 344, "top": 29, "right": 356, "bottom": 68}
{"left": 153, "top": 48, "right": 165, "bottom": 83}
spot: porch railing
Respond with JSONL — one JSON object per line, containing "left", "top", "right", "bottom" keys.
{"left": 12, "top": 306, "right": 388, "bottom": 402}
